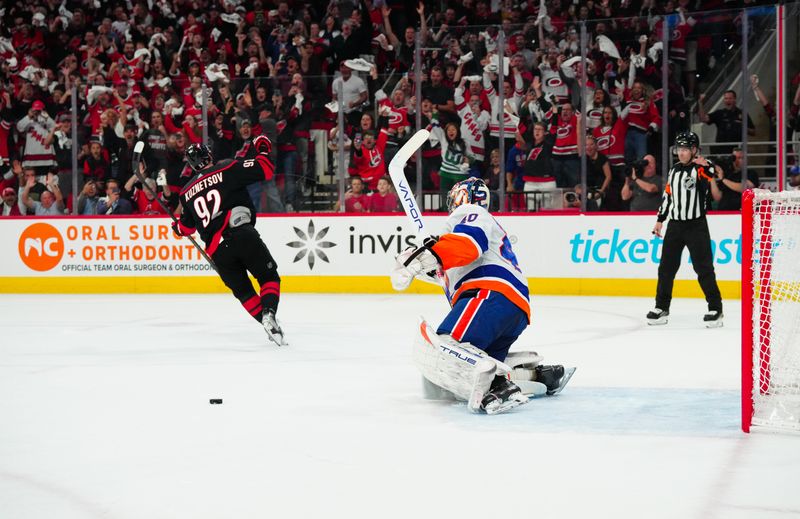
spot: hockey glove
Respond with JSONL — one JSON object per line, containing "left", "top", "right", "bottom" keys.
{"left": 172, "top": 220, "right": 195, "bottom": 237}
{"left": 391, "top": 237, "right": 442, "bottom": 291}
{"left": 252, "top": 134, "right": 272, "bottom": 155}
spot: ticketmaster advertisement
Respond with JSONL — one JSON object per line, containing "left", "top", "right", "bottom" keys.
{"left": 0, "top": 214, "right": 741, "bottom": 296}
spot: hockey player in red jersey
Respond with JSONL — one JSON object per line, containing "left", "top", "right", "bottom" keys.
{"left": 391, "top": 177, "right": 574, "bottom": 414}
{"left": 173, "top": 139, "right": 286, "bottom": 346}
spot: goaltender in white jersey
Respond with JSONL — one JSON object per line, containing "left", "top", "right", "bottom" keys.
{"left": 391, "top": 177, "right": 575, "bottom": 415}
{"left": 438, "top": 202, "right": 530, "bottom": 319}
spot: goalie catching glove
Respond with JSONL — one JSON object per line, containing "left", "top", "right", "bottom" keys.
{"left": 391, "top": 236, "right": 442, "bottom": 291}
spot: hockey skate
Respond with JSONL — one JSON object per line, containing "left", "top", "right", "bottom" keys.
{"left": 703, "top": 310, "right": 724, "bottom": 328}
{"left": 480, "top": 376, "right": 530, "bottom": 415}
{"left": 535, "top": 364, "right": 576, "bottom": 396}
{"left": 646, "top": 308, "right": 669, "bottom": 325}
{"left": 262, "top": 310, "right": 288, "bottom": 346}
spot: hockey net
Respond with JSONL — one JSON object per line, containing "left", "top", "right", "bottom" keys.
{"left": 742, "top": 189, "right": 800, "bottom": 433}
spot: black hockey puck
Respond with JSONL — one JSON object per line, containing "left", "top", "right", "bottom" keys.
{"left": 209, "top": 398, "right": 223, "bottom": 404}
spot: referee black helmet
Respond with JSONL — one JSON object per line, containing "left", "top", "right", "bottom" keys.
{"left": 674, "top": 131, "right": 699, "bottom": 149}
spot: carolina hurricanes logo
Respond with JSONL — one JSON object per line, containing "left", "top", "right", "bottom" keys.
{"left": 556, "top": 125, "right": 572, "bottom": 138}
{"left": 369, "top": 152, "right": 381, "bottom": 167}
{"left": 628, "top": 101, "right": 646, "bottom": 114}
{"left": 588, "top": 108, "right": 603, "bottom": 121}
{"left": 596, "top": 135, "right": 614, "bottom": 150}
{"left": 528, "top": 147, "right": 543, "bottom": 160}
{"left": 545, "top": 77, "right": 564, "bottom": 88}
{"left": 389, "top": 111, "right": 403, "bottom": 125}
{"left": 672, "top": 29, "right": 682, "bottom": 40}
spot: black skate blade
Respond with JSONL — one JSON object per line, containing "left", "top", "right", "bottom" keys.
{"left": 547, "top": 367, "right": 576, "bottom": 396}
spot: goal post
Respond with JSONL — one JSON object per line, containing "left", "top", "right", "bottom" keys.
{"left": 742, "top": 189, "right": 800, "bottom": 433}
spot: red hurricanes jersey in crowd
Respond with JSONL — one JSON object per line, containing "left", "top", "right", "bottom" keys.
{"left": 621, "top": 95, "right": 662, "bottom": 133}
{"left": 133, "top": 190, "right": 169, "bottom": 215}
{"left": 377, "top": 98, "right": 410, "bottom": 136}
{"left": 656, "top": 17, "right": 695, "bottom": 63}
{"left": 593, "top": 118, "right": 627, "bottom": 167}
{"left": 350, "top": 129, "right": 389, "bottom": 190}
{"left": 551, "top": 113, "right": 578, "bottom": 156}
{"left": 108, "top": 51, "right": 145, "bottom": 81}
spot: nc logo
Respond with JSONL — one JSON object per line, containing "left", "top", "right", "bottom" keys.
{"left": 18, "top": 223, "right": 64, "bottom": 271}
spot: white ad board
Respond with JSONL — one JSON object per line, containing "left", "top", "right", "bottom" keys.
{"left": 0, "top": 214, "right": 742, "bottom": 295}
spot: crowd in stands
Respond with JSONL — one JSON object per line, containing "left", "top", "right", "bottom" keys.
{"left": 1, "top": 0, "right": 798, "bottom": 218}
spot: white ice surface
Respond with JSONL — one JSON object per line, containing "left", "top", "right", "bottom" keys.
{"left": 1, "top": 293, "right": 799, "bottom": 519}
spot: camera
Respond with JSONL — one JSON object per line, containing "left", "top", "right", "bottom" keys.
{"left": 625, "top": 158, "right": 649, "bottom": 177}
{"left": 564, "top": 192, "right": 578, "bottom": 204}
{"left": 709, "top": 155, "right": 733, "bottom": 178}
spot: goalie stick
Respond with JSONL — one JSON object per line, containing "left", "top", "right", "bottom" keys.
{"left": 388, "top": 129, "right": 430, "bottom": 236}
{"left": 131, "top": 141, "right": 217, "bottom": 271}
{"left": 387, "top": 129, "right": 445, "bottom": 287}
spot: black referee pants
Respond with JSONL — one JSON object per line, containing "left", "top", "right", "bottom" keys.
{"left": 212, "top": 225, "right": 281, "bottom": 321}
{"left": 655, "top": 217, "right": 722, "bottom": 312}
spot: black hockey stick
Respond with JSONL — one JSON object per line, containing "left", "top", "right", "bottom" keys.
{"left": 131, "top": 141, "right": 217, "bottom": 271}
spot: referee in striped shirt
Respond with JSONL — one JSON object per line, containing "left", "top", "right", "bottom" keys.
{"left": 647, "top": 131, "right": 724, "bottom": 327}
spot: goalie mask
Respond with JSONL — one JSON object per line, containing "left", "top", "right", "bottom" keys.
{"left": 446, "top": 177, "right": 491, "bottom": 214}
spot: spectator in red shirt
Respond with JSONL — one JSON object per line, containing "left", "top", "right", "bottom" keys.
{"left": 621, "top": 81, "right": 661, "bottom": 162}
{"left": 125, "top": 175, "right": 169, "bottom": 216}
{"left": 593, "top": 106, "right": 627, "bottom": 170}
{"left": 368, "top": 176, "right": 400, "bottom": 213}
{"left": 351, "top": 128, "right": 389, "bottom": 191}
{"left": 336, "top": 175, "right": 369, "bottom": 213}
{"left": 550, "top": 101, "right": 581, "bottom": 188}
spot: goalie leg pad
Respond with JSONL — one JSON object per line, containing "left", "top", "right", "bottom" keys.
{"left": 413, "top": 318, "right": 497, "bottom": 412}
{"left": 421, "top": 376, "right": 458, "bottom": 401}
